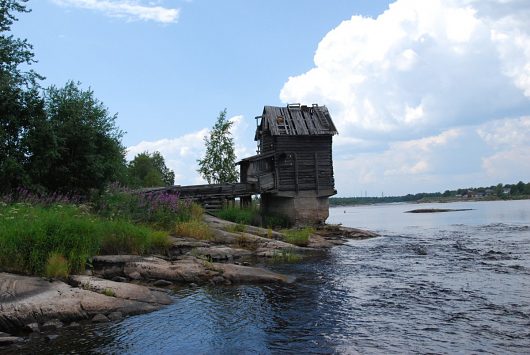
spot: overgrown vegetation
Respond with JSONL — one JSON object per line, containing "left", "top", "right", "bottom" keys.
{"left": 94, "top": 183, "right": 196, "bottom": 230}
{"left": 262, "top": 212, "right": 291, "bottom": 229}
{"left": 216, "top": 206, "right": 259, "bottom": 225}
{"left": 0, "top": 203, "right": 171, "bottom": 276}
{"left": 281, "top": 227, "right": 314, "bottom": 247}
{"left": 215, "top": 205, "right": 291, "bottom": 229}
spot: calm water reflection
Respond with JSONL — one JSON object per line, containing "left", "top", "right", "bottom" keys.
{"left": 12, "top": 200, "right": 530, "bottom": 354}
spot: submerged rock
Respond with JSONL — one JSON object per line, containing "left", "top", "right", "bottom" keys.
{"left": 314, "top": 224, "right": 379, "bottom": 244}
{"left": 25, "top": 322, "right": 39, "bottom": 333}
{"left": 405, "top": 208, "right": 473, "bottom": 213}
{"left": 41, "top": 319, "right": 63, "bottom": 331}
{"left": 152, "top": 279, "right": 173, "bottom": 287}
{"left": 107, "top": 311, "right": 123, "bottom": 321}
{"left": 215, "top": 263, "right": 291, "bottom": 283}
{"left": 0, "top": 335, "right": 23, "bottom": 346}
{"left": 91, "top": 314, "right": 110, "bottom": 323}
{"left": 45, "top": 334, "right": 59, "bottom": 342}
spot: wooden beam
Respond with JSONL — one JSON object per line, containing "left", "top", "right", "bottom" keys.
{"left": 293, "top": 152, "right": 299, "bottom": 194}
{"left": 314, "top": 151, "right": 319, "bottom": 194}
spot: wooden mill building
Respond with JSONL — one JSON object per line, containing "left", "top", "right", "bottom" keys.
{"left": 239, "top": 104, "right": 338, "bottom": 225}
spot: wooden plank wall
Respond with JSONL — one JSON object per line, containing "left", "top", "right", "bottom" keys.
{"left": 274, "top": 136, "right": 334, "bottom": 192}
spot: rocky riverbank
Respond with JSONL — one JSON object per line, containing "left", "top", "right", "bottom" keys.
{"left": 0, "top": 214, "right": 377, "bottom": 347}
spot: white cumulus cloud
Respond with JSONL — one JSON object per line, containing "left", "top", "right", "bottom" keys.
{"left": 280, "top": 0, "right": 530, "bottom": 195}
{"left": 51, "top": 0, "right": 180, "bottom": 23}
{"left": 280, "top": 0, "right": 530, "bottom": 139}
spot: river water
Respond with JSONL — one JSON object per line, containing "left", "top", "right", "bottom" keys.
{"left": 12, "top": 200, "right": 530, "bottom": 354}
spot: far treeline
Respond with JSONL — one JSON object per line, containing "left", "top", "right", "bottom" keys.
{"left": 330, "top": 181, "right": 530, "bottom": 206}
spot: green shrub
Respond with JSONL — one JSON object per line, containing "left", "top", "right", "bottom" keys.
{"left": 282, "top": 227, "right": 314, "bottom": 247}
{"left": 45, "top": 252, "right": 69, "bottom": 278}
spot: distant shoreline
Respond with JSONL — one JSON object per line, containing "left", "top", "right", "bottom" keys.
{"left": 330, "top": 195, "right": 530, "bottom": 207}
{"left": 404, "top": 208, "right": 474, "bottom": 213}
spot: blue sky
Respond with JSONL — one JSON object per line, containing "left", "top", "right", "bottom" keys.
{"left": 13, "top": 0, "right": 530, "bottom": 196}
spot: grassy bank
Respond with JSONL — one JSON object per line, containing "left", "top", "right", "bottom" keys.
{"left": 0, "top": 186, "right": 206, "bottom": 277}
{"left": 0, "top": 203, "right": 170, "bottom": 276}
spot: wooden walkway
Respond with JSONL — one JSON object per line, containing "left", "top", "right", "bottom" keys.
{"left": 139, "top": 183, "right": 255, "bottom": 212}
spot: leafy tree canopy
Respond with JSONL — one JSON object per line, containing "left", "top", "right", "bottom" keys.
{"left": 0, "top": 0, "right": 42, "bottom": 87}
{"left": 34, "top": 81, "right": 127, "bottom": 195}
{"left": 197, "top": 109, "right": 238, "bottom": 184}
{"left": 128, "top": 151, "right": 175, "bottom": 188}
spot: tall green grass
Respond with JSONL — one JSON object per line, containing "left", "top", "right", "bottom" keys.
{"left": 215, "top": 206, "right": 259, "bottom": 225}
{"left": 215, "top": 206, "right": 291, "bottom": 229}
{"left": 281, "top": 227, "right": 314, "bottom": 247}
{"left": 173, "top": 204, "right": 213, "bottom": 240}
{"left": 0, "top": 203, "right": 169, "bottom": 276}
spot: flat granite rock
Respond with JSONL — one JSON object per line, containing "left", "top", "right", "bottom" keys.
{"left": 0, "top": 272, "right": 171, "bottom": 333}
{"left": 69, "top": 275, "right": 172, "bottom": 305}
{"left": 91, "top": 255, "right": 290, "bottom": 285}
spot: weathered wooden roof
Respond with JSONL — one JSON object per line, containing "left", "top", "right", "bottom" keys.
{"left": 256, "top": 104, "right": 338, "bottom": 140}
{"left": 236, "top": 151, "right": 275, "bottom": 164}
